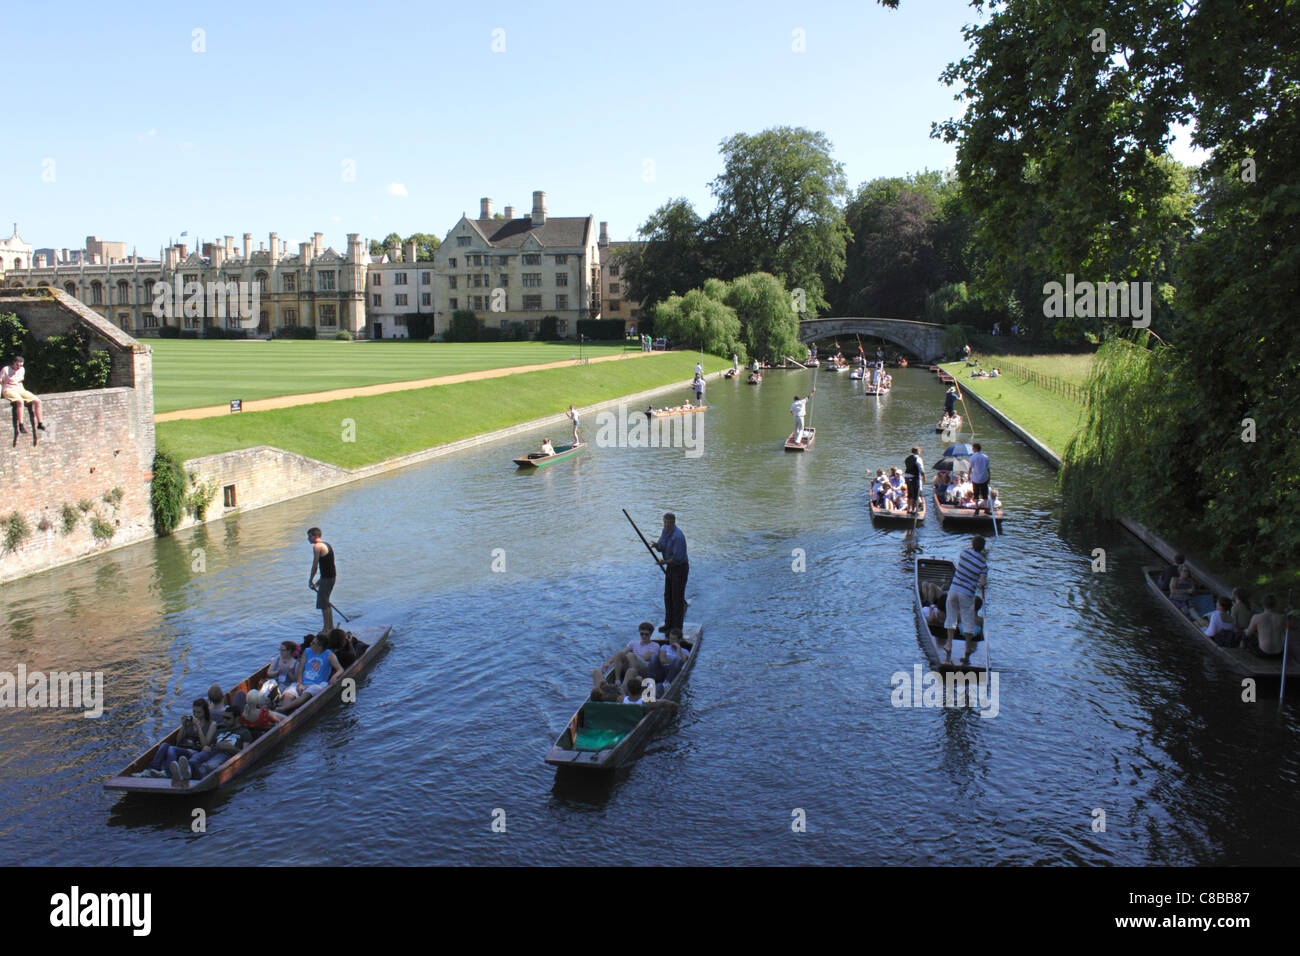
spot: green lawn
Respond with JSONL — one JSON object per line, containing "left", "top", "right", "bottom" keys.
{"left": 941, "top": 362, "right": 1084, "bottom": 457}
{"left": 148, "top": 340, "right": 634, "bottom": 413}
{"left": 157, "top": 352, "right": 727, "bottom": 468}
{"left": 971, "top": 352, "right": 1095, "bottom": 387}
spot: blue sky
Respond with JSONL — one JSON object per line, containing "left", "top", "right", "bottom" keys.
{"left": 2, "top": 0, "right": 1195, "bottom": 257}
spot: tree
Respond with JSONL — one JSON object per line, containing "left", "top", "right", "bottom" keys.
{"left": 621, "top": 199, "right": 712, "bottom": 310}
{"left": 723, "top": 273, "right": 801, "bottom": 364}
{"left": 404, "top": 233, "right": 442, "bottom": 261}
{"left": 705, "top": 126, "right": 849, "bottom": 313}
{"left": 651, "top": 289, "right": 743, "bottom": 359}
{"left": 369, "top": 233, "right": 403, "bottom": 259}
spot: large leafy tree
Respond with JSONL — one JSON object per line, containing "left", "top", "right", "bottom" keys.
{"left": 620, "top": 199, "right": 713, "bottom": 311}
{"left": 651, "top": 288, "right": 744, "bottom": 359}
{"left": 724, "top": 273, "right": 803, "bottom": 364}
{"left": 405, "top": 233, "right": 442, "bottom": 261}
{"left": 705, "top": 127, "right": 849, "bottom": 313}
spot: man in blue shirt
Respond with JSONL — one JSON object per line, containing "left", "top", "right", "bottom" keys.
{"left": 968, "top": 442, "right": 991, "bottom": 513}
{"left": 652, "top": 512, "right": 689, "bottom": 634}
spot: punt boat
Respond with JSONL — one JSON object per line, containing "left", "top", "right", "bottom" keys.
{"left": 936, "top": 415, "right": 962, "bottom": 434}
{"left": 933, "top": 490, "right": 1005, "bottom": 529}
{"left": 647, "top": 405, "right": 706, "bottom": 418}
{"left": 785, "top": 427, "right": 815, "bottom": 451}
{"left": 914, "top": 558, "right": 988, "bottom": 674}
{"left": 513, "top": 441, "right": 587, "bottom": 467}
{"left": 871, "top": 497, "right": 925, "bottom": 525}
{"left": 545, "top": 624, "right": 703, "bottom": 771}
{"left": 1141, "top": 567, "right": 1299, "bottom": 679}
{"left": 862, "top": 384, "right": 891, "bottom": 395}
{"left": 104, "top": 626, "right": 392, "bottom": 795}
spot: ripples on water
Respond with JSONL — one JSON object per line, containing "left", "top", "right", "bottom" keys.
{"left": 1, "top": 368, "right": 1297, "bottom": 865}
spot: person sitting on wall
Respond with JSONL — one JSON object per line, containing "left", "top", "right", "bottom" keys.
{"left": 1, "top": 356, "right": 47, "bottom": 439}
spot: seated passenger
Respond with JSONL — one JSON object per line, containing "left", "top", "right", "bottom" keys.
{"left": 647, "top": 627, "right": 689, "bottom": 688}
{"left": 1231, "top": 588, "right": 1253, "bottom": 635}
{"left": 260, "top": 640, "right": 302, "bottom": 706}
{"left": 145, "top": 699, "right": 218, "bottom": 781}
{"left": 933, "top": 471, "right": 951, "bottom": 503}
{"left": 328, "top": 627, "right": 358, "bottom": 669}
{"left": 206, "top": 683, "right": 226, "bottom": 722}
{"left": 1244, "top": 594, "right": 1288, "bottom": 658}
{"left": 1203, "top": 596, "right": 1239, "bottom": 647}
{"left": 540, "top": 438, "right": 556, "bottom": 456}
{"left": 604, "top": 622, "right": 659, "bottom": 682}
{"left": 1168, "top": 564, "right": 1197, "bottom": 611}
{"left": 279, "top": 633, "right": 344, "bottom": 714}
{"left": 187, "top": 707, "right": 253, "bottom": 779}
{"left": 239, "top": 689, "right": 286, "bottom": 737}
{"left": 1156, "top": 553, "right": 1186, "bottom": 592}
{"left": 922, "top": 596, "right": 946, "bottom": 627}
{"left": 590, "top": 669, "right": 626, "bottom": 702}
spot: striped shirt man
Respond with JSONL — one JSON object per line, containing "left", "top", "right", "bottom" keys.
{"left": 950, "top": 544, "right": 988, "bottom": 596}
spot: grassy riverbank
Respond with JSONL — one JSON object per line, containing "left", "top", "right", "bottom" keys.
{"left": 149, "top": 339, "right": 632, "bottom": 413}
{"left": 940, "top": 360, "right": 1084, "bottom": 456}
{"left": 157, "top": 351, "right": 726, "bottom": 468}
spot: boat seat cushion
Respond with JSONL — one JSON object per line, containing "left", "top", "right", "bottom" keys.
{"left": 1189, "top": 594, "right": 1216, "bottom": 617}
{"left": 573, "top": 702, "right": 643, "bottom": 751}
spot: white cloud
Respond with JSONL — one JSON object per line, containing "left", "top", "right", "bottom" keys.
{"left": 331, "top": 215, "right": 342, "bottom": 222}
{"left": 386, "top": 183, "right": 408, "bottom": 197}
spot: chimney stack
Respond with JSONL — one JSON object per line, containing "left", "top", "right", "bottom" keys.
{"left": 347, "top": 233, "right": 361, "bottom": 261}
{"left": 313, "top": 232, "right": 323, "bottom": 256}
{"left": 243, "top": 233, "right": 252, "bottom": 259}
{"left": 599, "top": 221, "right": 609, "bottom": 246}
{"left": 404, "top": 241, "right": 417, "bottom": 262}
{"left": 531, "top": 191, "right": 546, "bottom": 226}
{"left": 60, "top": 248, "right": 69, "bottom": 263}
{"left": 224, "top": 236, "right": 234, "bottom": 259}
{"left": 177, "top": 245, "right": 186, "bottom": 259}
{"left": 300, "top": 241, "right": 312, "bottom": 266}
{"left": 269, "top": 232, "right": 279, "bottom": 264}
{"left": 504, "top": 205, "right": 514, "bottom": 220}
{"left": 480, "top": 197, "right": 494, "bottom": 218}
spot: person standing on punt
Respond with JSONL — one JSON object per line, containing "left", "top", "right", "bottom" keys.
{"left": 968, "top": 442, "right": 991, "bottom": 513}
{"left": 693, "top": 373, "right": 705, "bottom": 405}
{"left": 903, "top": 446, "right": 925, "bottom": 514}
{"left": 567, "top": 404, "right": 581, "bottom": 445}
{"left": 652, "top": 513, "right": 689, "bottom": 634}
{"left": 943, "top": 385, "right": 960, "bottom": 419}
{"left": 308, "top": 527, "right": 337, "bottom": 634}
{"left": 942, "top": 536, "right": 988, "bottom": 666}
{"left": 790, "top": 388, "right": 815, "bottom": 443}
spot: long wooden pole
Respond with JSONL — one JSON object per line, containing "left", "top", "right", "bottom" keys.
{"left": 623, "top": 509, "right": 666, "bottom": 575}
{"left": 1280, "top": 589, "right": 1293, "bottom": 705}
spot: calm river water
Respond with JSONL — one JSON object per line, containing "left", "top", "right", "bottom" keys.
{"left": 1, "top": 367, "right": 1296, "bottom": 866}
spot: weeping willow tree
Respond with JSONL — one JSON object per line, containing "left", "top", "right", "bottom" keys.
{"left": 1059, "top": 331, "right": 1192, "bottom": 526}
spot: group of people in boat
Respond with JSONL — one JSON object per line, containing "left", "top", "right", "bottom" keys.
{"left": 871, "top": 467, "right": 914, "bottom": 512}
{"left": 588, "top": 622, "right": 688, "bottom": 712}
{"left": 137, "top": 628, "right": 369, "bottom": 784}
{"left": 1156, "top": 556, "right": 1292, "bottom": 659}
{"left": 938, "top": 412, "right": 962, "bottom": 432}
{"left": 533, "top": 404, "right": 584, "bottom": 457}
{"left": 934, "top": 469, "right": 999, "bottom": 512}
{"left": 646, "top": 400, "right": 700, "bottom": 416}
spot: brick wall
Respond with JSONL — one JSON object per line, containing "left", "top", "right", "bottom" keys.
{"left": 176, "top": 446, "right": 349, "bottom": 532}
{"left": 0, "top": 291, "right": 155, "bottom": 583}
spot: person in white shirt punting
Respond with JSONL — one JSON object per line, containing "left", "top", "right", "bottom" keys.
{"left": 790, "top": 388, "right": 816, "bottom": 443}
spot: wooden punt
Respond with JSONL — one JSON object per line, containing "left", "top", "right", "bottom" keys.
{"left": 871, "top": 497, "right": 925, "bottom": 525}
{"left": 936, "top": 415, "right": 962, "bottom": 434}
{"left": 747, "top": 373, "right": 763, "bottom": 384}
{"left": 648, "top": 405, "right": 706, "bottom": 418}
{"left": 914, "top": 558, "right": 988, "bottom": 674}
{"left": 104, "top": 626, "right": 392, "bottom": 795}
{"left": 513, "top": 441, "right": 586, "bottom": 467}
{"left": 932, "top": 490, "right": 1005, "bottom": 528}
{"left": 785, "top": 427, "right": 815, "bottom": 451}
{"left": 938, "top": 372, "right": 955, "bottom": 384}
{"left": 545, "top": 625, "right": 703, "bottom": 771}
{"left": 1141, "top": 567, "right": 1299, "bottom": 679}
{"left": 862, "top": 384, "right": 891, "bottom": 395}
{"left": 849, "top": 370, "right": 864, "bottom": 380}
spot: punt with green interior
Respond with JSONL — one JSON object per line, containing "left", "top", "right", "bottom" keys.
{"left": 513, "top": 441, "right": 587, "bottom": 468}
{"left": 545, "top": 623, "right": 703, "bottom": 771}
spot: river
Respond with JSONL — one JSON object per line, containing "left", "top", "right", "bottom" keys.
{"left": 1, "top": 366, "right": 1296, "bottom": 865}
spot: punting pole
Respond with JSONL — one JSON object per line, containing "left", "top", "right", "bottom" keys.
{"left": 1280, "top": 588, "right": 1294, "bottom": 705}
{"left": 623, "top": 509, "right": 666, "bottom": 575}
{"left": 310, "top": 583, "right": 355, "bottom": 623}
{"left": 982, "top": 584, "right": 991, "bottom": 680}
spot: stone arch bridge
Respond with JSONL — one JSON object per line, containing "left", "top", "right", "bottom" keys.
{"left": 798, "top": 317, "right": 947, "bottom": 363}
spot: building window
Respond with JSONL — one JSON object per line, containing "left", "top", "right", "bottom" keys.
{"left": 144, "top": 279, "right": 155, "bottom": 301}
{"left": 523, "top": 254, "right": 540, "bottom": 265}
{"left": 282, "top": 308, "right": 297, "bottom": 327}
{"left": 498, "top": 255, "right": 509, "bottom": 266}
{"left": 254, "top": 271, "right": 268, "bottom": 294}
{"left": 116, "top": 280, "right": 131, "bottom": 304}
{"left": 90, "top": 281, "right": 103, "bottom": 305}
{"left": 448, "top": 276, "right": 458, "bottom": 289}
{"left": 457, "top": 236, "right": 472, "bottom": 247}
{"left": 609, "top": 283, "right": 620, "bottom": 295}
{"left": 421, "top": 272, "right": 431, "bottom": 285}
{"left": 554, "top": 254, "right": 568, "bottom": 264}
{"left": 319, "top": 304, "right": 337, "bottom": 326}
{"left": 373, "top": 294, "right": 382, "bottom": 307}
{"left": 555, "top": 294, "right": 568, "bottom": 310}
{"left": 522, "top": 273, "right": 542, "bottom": 288}
{"left": 395, "top": 294, "right": 408, "bottom": 306}
{"left": 118, "top": 312, "right": 132, "bottom": 328}
{"left": 468, "top": 254, "right": 482, "bottom": 266}
{"left": 608, "top": 300, "right": 621, "bottom": 312}
{"left": 421, "top": 293, "right": 431, "bottom": 306}
{"left": 284, "top": 273, "right": 297, "bottom": 292}
{"left": 472, "top": 274, "right": 484, "bottom": 288}
{"left": 558, "top": 319, "right": 568, "bottom": 333}
{"left": 473, "top": 295, "right": 485, "bottom": 310}
{"left": 448, "top": 258, "right": 457, "bottom": 268}
{"left": 523, "top": 295, "right": 542, "bottom": 310}
{"left": 371, "top": 273, "right": 382, "bottom": 286}
{"left": 226, "top": 314, "right": 241, "bottom": 330}
{"left": 449, "top": 298, "right": 458, "bottom": 309}
{"left": 395, "top": 315, "right": 407, "bottom": 326}
{"left": 318, "top": 271, "right": 336, "bottom": 291}
{"left": 223, "top": 484, "right": 237, "bottom": 508}
{"left": 64, "top": 282, "right": 76, "bottom": 296}
{"left": 394, "top": 272, "right": 407, "bottom": 285}
{"left": 500, "top": 319, "right": 509, "bottom": 328}
{"left": 556, "top": 273, "right": 568, "bottom": 287}
{"left": 498, "top": 274, "right": 509, "bottom": 287}
{"left": 142, "top": 310, "right": 159, "bottom": 329}
{"left": 609, "top": 264, "right": 620, "bottom": 276}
